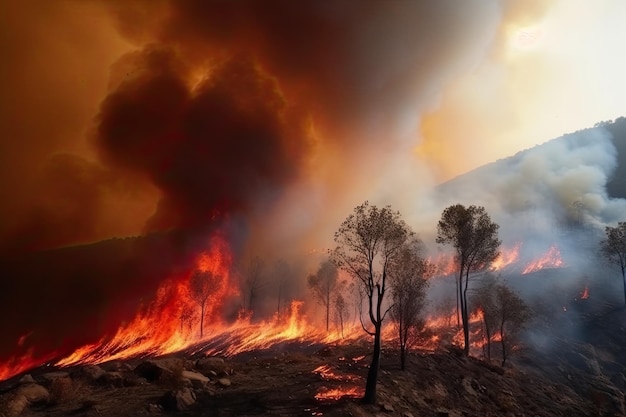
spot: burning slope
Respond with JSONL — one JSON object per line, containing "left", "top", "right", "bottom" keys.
{"left": 0, "top": 235, "right": 572, "bottom": 383}
{"left": 521, "top": 244, "right": 564, "bottom": 274}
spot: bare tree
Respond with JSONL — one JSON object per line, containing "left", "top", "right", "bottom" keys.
{"left": 240, "top": 256, "right": 266, "bottom": 312}
{"left": 189, "top": 270, "right": 218, "bottom": 338}
{"left": 308, "top": 260, "right": 343, "bottom": 331}
{"left": 472, "top": 274, "right": 500, "bottom": 361}
{"left": 333, "top": 292, "right": 349, "bottom": 338}
{"left": 273, "top": 259, "right": 291, "bottom": 316}
{"left": 600, "top": 222, "right": 626, "bottom": 307}
{"left": 495, "top": 284, "right": 531, "bottom": 366}
{"left": 388, "top": 239, "right": 432, "bottom": 370}
{"left": 331, "top": 201, "right": 413, "bottom": 404}
{"left": 179, "top": 304, "right": 194, "bottom": 333}
{"left": 436, "top": 204, "right": 501, "bottom": 356}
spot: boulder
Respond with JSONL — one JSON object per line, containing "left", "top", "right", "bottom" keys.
{"left": 2, "top": 383, "right": 50, "bottom": 417}
{"left": 182, "top": 370, "right": 210, "bottom": 389}
{"left": 217, "top": 378, "right": 231, "bottom": 387}
{"left": 18, "top": 374, "right": 35, "bottom": 384}
{"left": 41, "top": 371, "right": 70, "bottom": 383}
{"left": 101, "top": 371, "right": 124, "bottom": 387}
{"left": 160, "top": 387, "right": 196, "bottom": 411}
{"left": 196, "top": 357, "right": 226, "bottom": 374}
{"left": 16, "top": 383, "right": 50, "bottom": 404}
{"left": 78, "top": 365, "right": 106, "bottom": 381}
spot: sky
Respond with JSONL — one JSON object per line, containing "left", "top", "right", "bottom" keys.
{"left": 1, "top": 0, "right": 626, "bottom": 255}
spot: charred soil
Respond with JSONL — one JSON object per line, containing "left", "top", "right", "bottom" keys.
{"left": 0, "top": 341, "right": 606, "bottom": 417}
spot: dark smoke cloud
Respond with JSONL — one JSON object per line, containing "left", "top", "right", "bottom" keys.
{"left": 95, "top": 47, "right": 305, "bottom": 232}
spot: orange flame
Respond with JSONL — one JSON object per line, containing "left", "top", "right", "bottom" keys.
{"left": 490, "top": 242, "right": 521, "bottom": 271}
{"left": 521, "top": 245, "right": 564, "bottom": 274}
{"left": 56, "top": 233, "right": 233, "bottom": 367}
{"left": 580, "top": 286, "right": 590, "bottom": 300}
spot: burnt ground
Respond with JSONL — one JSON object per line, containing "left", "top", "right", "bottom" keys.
{"left": 0, "top": 339, "right": 616, "bottom": 417}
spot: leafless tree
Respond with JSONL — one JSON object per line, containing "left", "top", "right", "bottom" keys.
{"left": 240, "top": 256, "right": 266, "bottom": 312}
{"left": 189, "top": 270, "right": 218, "bottom": 338}
{"left": 472, "top": 274, "right": 499, "bottom": 361}
{"left": 600, "top": 222, "right": 626, "bottom": 307}
{"left": 331, "top": 201, "right": 413, "bottom": 404}
{"left": 333, "top": 292, "right": 349, "bottom": 338}
{"left": 436, "top": 204, "right": 501, "bottom": 356}
{"left": 495, "top": 284, "right": 531, "bottom": 366}
{"left": 388, "top": 239, "right": 432, "bottom": 370}
{"left": 308, "top": 260, "right": 344, "bottom": 331}
{"left": 179, "top": 304, "right": 194, "bottom": 333}
{"left": 273, "top": 259, "right": 291, "bottom": 316}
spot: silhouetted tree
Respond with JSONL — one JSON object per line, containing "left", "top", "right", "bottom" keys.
{"left": 189, "top": 270, "right": 218, "bottom": 338}
{"left": 495, "top": 284, "right": 531, "bottom": 366}
{"left": 240, "top": 256, "right": 266, "bottom": 312}
{"left": 333, "top": 293, "right": 349, "bottom": 338}
{"left": 436, "top": 204, "right": 501, "bottom": 356}
{"left": 308, "top": 260, "right": 343, "bottom": 331}
{"left": 388, "top": 239, "right": 432, "bottom": 370}
{"left": 331, "top": 201, "right": 413, "bottom": 404}
{"left": 472, "top": 274, "right": 500, "bottom": 361}
{"left": 273, "top": 259, "right": 291, "bottom": 316}
{"left": 600, "top": 222, "right": 626, "bottom": 307}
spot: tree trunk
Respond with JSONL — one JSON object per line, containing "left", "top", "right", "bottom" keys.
{"left": 456, "top": 273, "right": 461, "bottom": 328}
{"left": 622, "top": 266, "right": 626, "bottom": 308}
{"left": 326, "top": 296, "right": 330, "bottom": 332}
{"left": 500, "top": 326, "right": 507, "bottom": 366}
{"left": 363, "top": 325, "right": 381, "bottom": 404}
{"left": 199, "top": 302, "right": 205, "bottom": 338}
{"left": 484, "top": 324, "right": 491, "bottom": 361}
{"left": 461, "top": 271, "right": 470, "bottom": 356}
{"left": 400, "top": 343, "right": 406, "bottom": 371}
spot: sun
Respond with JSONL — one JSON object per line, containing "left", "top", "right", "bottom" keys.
{"left": 510, "top": 26, "right": 544, "bottom": 51}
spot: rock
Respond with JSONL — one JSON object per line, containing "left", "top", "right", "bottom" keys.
{"left": 78, "top": 365, "right": 105, "bottom": 381}
{"left": 16, "top": 383, "right": 50, "bottom": 404}
{"left": 182, "top": 370, "right": 209, "bottom": 389}
{"left": 135, "top": 360, "right": 175, "bottom": 382}
{"left": 160, "top": 387, "right": 196, "bottom": 411}
{"left": 18, "top": 374, "right": 35, "bottom": 384}
{"left": 41, "top": 371, "right": 70, "bottom": 383}
{"left": 380, "top": 403, "right": 395, "bottom": 412}
{"left": 217, "top": 378, "right": 231, "bottom": 387}
{"left": 101, "top": 371, "right": 124, "bottom": 387}
{"left": 196, "top": 357, "right": 226, "bottom": 374}
{"left": 3, "top": 394, "right": 29, "bottom": 417}
{"left": 2, "top": 383, "right": 51, "bottom": 417}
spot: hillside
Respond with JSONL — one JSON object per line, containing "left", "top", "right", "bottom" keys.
{"left": 0, "top": 342, "right": 606, "bottom": 417}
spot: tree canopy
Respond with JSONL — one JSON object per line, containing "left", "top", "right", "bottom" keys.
{"left": 331, "top": 201, "right": 413, "bottom": 403}
{"left": 436, "top": 204, "right": 500, "bottom": 356}
{"left": 600, "top": 222, "right": 626, "bottom": 306}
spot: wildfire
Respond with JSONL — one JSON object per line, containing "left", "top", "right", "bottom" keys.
{"left": 579, "top": 286, "right": 590, "bottom": 300}
{"left": 521, "top": 245, "right": 564, "bottom": 274}
{"left": 52, "top": 234, "right": 232, "bottom": 368}
{"left": 313, "top": 363, "right": 363, "bottom": 401}
{"left": 490, "top": 242, "right": 521, "bottom": 271}
{"left": 0, "top": 236, "right": 569, "bottom": 382}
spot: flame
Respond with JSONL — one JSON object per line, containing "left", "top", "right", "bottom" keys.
{"left": 313, "top": 363, "right": 363, "bottom": 401}
{"left": 314, "top": 386, "right": 363, "bottom": 401}
{"left": 0, "top": 237, "right": 569, "bottom": 382}
{"left": 56, "top": 233, "right": 233, "bottom": 367}
{"left": 430, "top": 243, "right": 522, "bottom": 277}
{"left": 490, "top": 242, "right": 521, "bottom": 271}
{"left": 0, "top": 348, "right": 60, "bottom": 381}
{"left": 521, "top": 245, "right": 564, "bottom": 274}
{"left": 580, "top": 286, "right": 590, "bottom": 300}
